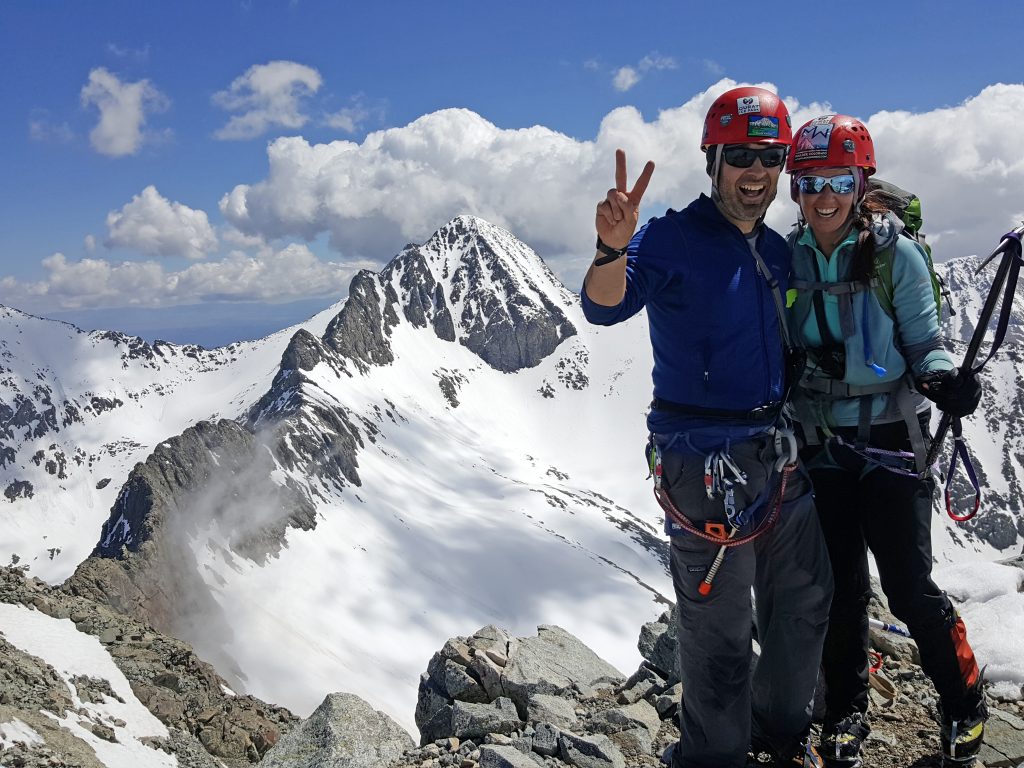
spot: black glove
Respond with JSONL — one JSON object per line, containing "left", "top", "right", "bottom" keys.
{"left": 917, "top": 370, "right": 982, "bottom": 417}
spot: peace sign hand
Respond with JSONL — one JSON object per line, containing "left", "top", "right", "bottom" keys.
{"left": 595, "top": 149, "right": 655, "bottom": 250}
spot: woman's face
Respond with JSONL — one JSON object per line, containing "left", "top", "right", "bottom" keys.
{"left": 797, "top": 167, "right": 856, "bottom": 243}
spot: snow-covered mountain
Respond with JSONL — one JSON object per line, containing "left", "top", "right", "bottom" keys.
{"left": 1, "top": 215, "right": 1021, "bottom": 734}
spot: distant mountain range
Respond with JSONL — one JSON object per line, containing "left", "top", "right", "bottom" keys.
{"left": 1, "top": 215, "right": 1020, "bottom": 731}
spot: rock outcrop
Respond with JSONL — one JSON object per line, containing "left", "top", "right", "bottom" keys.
{"left": 64, "top": 419, "right": 316, "bottom": 641}
{"left": 399, "top": 624, "right": 669, "bottom": 768}
{"left": 259, "top": 692, "right": 414, "bottom": 768}
{"left": 0, "top": 566, "right": 297, "bottom": 766}
{"left": 387, "top": 604, "right": 1024, "bottom": 768}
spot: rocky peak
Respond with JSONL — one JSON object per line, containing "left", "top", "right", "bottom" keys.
{"left": 323, "top": 216, "right": 578, "bottom": 374}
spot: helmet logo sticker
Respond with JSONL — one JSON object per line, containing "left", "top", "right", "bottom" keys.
{"left": 747, "top": 115, "right": 779, "bottom": 138}
{"left": 793, "top": 123, "right": 833, "bottom": 163}
{"left": 843, "top": 139, "right": 855, "bottom": 152}
{"left": 737, "top": 95, "right": 761, "bottom": 115}
{"left": 720, "top": 114, "right": 732, "bottom": 126}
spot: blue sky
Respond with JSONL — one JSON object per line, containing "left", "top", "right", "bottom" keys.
{"left": 3, "top": 1, "right": 1023, "bottom": 346}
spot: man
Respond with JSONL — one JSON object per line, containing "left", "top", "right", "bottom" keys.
{"left": 582, "top": 87, "right": 833, "bottom": 768}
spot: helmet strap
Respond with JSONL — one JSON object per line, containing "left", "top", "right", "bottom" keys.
{"left": 709, "top": 144, "right": 724, "bottom": 198}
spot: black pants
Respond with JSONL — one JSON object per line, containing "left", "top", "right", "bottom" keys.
{"left": 801, "top": 416, "right": 980, "bottom": 724}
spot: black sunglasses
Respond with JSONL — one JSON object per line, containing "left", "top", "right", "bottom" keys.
{"left": 721, "top": 145, "right": 788, "bottom": 169}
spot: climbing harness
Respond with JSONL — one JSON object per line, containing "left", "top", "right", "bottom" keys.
{"left": 650, "top": 425, "right": 799, "bottom": 596}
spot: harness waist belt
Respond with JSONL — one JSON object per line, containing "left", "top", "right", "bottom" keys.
{"left": 800, "top": 376, "right": 901, "bottom": 398}
{"left": 651, "top": 397, "right": 782, "bottom": 423}
{"left": 790, "top": 277, "right": 880, "bottom": 295}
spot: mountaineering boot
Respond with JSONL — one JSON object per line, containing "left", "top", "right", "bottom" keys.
{"left": 940, "top": 684, "right": 988, "bottom": 765}
{"left": 818, "top": 712, "right": 869, "bottom": 767}
{"left": 748, "top": 739, "right": 823, "bottom": 767}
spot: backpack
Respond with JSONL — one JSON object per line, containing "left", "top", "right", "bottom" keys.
{"left": 866, "top": 179, "right": 953, "bottom": 322}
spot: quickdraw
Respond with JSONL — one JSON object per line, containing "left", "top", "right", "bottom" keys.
{"left": 651, "top": 425, "right": 800, "bottom": 596}
{"left": 654, "top": 465, "right": 792, "bottom": 549}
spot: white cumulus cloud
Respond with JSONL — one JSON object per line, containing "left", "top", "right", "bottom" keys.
{"left": 613, "top": 67, "right": 640, "bottom": 92}
{"left": 1, "top": 245, "right": 366, "bottom": 312}
{"left": 858, "top": 83, "right": 1024, "bottom": 258}
{"left": 217, "top": 85, "right": 748, "bottom": 268}
{"left": 10, "top": 79, "right": 1024, "bottom": 314}
{"left": 105, "top": 186, "right": 218, "bottom": 260}
{"left": 213, "top": 60, "right": 323, "bottom": 140}
{"left": 612, "top": 52, "right": 677, "bottom": 92}
{"left": 80, "top": 67, "right": 169, "bottom": 157}
{"left": 219, "top": 79, "right": 1024, "bottom": 282}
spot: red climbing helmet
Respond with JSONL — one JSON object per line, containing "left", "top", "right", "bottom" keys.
{"left": 701, "top": 86, "right": 792, "bottom": 150}
{"left": 786, "top": 114, "right": 876, "bottom": 175}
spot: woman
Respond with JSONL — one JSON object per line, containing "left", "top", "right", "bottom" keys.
{"left": 784, "top": 115, "right": 986, "bottom": 768}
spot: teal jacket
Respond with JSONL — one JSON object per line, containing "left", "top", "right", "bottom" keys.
{"left": 787, "top": 215, "right": 953, "bottom": 428}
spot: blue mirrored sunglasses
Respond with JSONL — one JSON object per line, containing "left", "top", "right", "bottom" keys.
{"left": 797, "top": 174, "right": 856, "bottom": 195}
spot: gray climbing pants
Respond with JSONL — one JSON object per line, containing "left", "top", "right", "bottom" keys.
{"left": 662, "top": 434, "right": 833, "bottom": 768}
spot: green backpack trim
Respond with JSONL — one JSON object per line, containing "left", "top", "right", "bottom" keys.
{"left": 867, "top": 178, "right": 943, "bottom": 323}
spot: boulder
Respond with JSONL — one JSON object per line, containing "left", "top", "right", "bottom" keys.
{"left": 527, "top": 693, "right": 578, "bottom": 729}
{"left": 502, "top": 626, "right": 624, "bottom": 716}
{"left": 559, "top": 730, "right": 626, "bottom": 768}
{"left": 450, "top": 697, "right": 523, "bottom": 742}
{"left": 478, "top": 743, "right": 542, "bottom": 768}
{"left": 637, "top": 608, "right": 680, "bottom": 684}
{"left": 260, "top": 692, "right": 413, "bottom": 768}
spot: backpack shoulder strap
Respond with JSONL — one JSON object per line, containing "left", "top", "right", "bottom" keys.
{"left": 873, "top": 239, "right": 897, "bottom": 319}
{"left": 785, "top": 223, "right": 801, "bottom": 249}
{"left": 875, "top": 233, "right": 944, "bottom": 323}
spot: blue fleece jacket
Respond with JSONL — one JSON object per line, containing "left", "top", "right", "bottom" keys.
{"left": 582, "top": 194, "right": 790, "bottom": 444}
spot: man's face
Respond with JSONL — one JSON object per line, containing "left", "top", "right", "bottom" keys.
{"left": 715, "top": 143, "right": 783, "bottom": 230}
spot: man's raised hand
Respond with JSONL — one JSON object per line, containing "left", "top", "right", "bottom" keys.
{"left": 595, "top": 149, "right": 655, "bottom": 251}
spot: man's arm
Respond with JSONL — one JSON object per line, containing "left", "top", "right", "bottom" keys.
{"left": 585, "top": 149, "right": 653, "bottom": 310}
{"left": 583, "top": 251, "right": 628, "bottom": 307}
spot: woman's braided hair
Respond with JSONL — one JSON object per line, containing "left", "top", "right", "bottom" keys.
{"left": 849, "top": 188, "right": 893, "bottom": 283}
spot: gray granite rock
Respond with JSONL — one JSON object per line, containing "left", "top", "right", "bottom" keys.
{"left": 450, "top": 697, "right": 523, "bottom": 741}
{"left": 617, "top": 665, "right": 666, "bottom": 705}
{"left": 479, "top": 743, "right": 542, "bottom": 768}
{"left": 559, "top": 730, "right": 626, "bottom": 768}
{"left": 532, "top": 722, "right": 560, "bottom": 756}
{"left": 527, "top": 693, "right": 578, "bottom": 729}
{"left": 637, "top": 607, "right": 680, "bottom": 684}
{"left": 593, "top": 700, "right": 661, "bottom": 741}
{"left": 260, "top": 692, "right": 413, "bottom": 768}
{"left": 502, "top": 626, "right": 624, "bottom": 716}
{"left": 978, "top": 706, "right": 1024, "bottom": 767}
